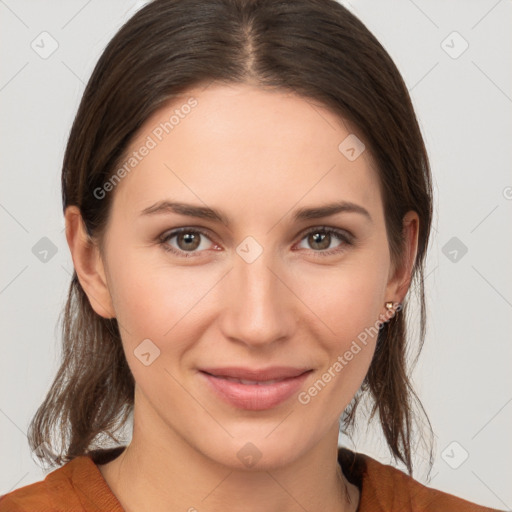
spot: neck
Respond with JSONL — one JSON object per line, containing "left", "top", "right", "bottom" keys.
{"left": 98, "top": 395, "right": 359, "bottom": 512}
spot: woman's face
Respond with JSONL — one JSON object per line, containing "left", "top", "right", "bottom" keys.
{"left": 86, "top": 83, "right": 412, "bottom": 469}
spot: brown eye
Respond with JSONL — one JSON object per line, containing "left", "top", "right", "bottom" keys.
{"left": 296, "top": 227, "right": 353, "bottom": 257}
{"left": 176, "top": 232, "right": 201, "bottom": 251}
{"left": 307, "top": 232, "right": 331, "bottom": 250}
{"left": 160, "top": 228, "right": 215, "bottom": 256}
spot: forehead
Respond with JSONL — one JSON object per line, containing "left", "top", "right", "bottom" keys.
{"left": 110, "top": 82, "right": 381, "bottom": 220}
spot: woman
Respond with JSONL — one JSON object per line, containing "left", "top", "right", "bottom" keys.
{"left": 0, "top": 0, "right": 503, "bottom": 510}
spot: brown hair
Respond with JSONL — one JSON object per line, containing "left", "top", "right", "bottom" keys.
{"left": 28, "top": 0, "right": 434, "bottom": 476}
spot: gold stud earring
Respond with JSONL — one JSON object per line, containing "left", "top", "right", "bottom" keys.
{"left": 385, "top": 301, "right": 394, "bottom": 310}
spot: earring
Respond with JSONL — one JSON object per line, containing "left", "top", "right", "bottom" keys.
{"left": 385, "top": 301, "right": 394, "bottom": 310}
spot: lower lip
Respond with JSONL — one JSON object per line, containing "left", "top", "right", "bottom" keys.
{"left": 199, "top": 371, "right": 312, "bottom": 411}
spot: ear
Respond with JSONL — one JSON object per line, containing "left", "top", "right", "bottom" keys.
{"left": 64, "top": 206, "right": 116, "bottom": 319}
{"left": 385, "top": 210, "right": 419, "bottom": 304}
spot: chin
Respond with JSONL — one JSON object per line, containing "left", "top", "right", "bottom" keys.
{"left": 195, "top": 428, "right": 317, "bottom": 472}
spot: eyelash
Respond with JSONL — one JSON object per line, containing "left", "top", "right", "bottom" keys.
{"left": 158, "top": 226, "right": 354, "bottom": 259}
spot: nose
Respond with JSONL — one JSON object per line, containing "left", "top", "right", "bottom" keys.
{"left": 218, "top": 246, "right": 297, "bottom": 350}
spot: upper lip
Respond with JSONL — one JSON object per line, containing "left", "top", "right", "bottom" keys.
{"left": 200, "top": 366, "right": 312, "bottom": 381}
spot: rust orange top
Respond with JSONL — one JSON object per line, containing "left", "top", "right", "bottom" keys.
{"left": 0, "top": 447, "right": 503, "bottom": 511}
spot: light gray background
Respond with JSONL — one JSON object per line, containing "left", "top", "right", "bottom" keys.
{"left": 1, "top": 0, "right": 511, "bottom": 509}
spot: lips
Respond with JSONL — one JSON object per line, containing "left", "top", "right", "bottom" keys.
{"left": 214, "top": 376, "right": 285, "bottom": 385}
{"left": 198, "top": 366, "right": 313, "bottom": 410}
{"left": 200, "top": 366, "right": 311, "bottom": 381}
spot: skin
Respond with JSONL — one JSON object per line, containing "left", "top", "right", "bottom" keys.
{"left": 65, "top": 82, "right": 419, "bottom": 512}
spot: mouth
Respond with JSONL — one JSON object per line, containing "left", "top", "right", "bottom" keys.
{"left": 198, "top": 367, "right": 313, "bottom": 410}
{"left": 205, "top": 376, "right": 292, "bottom": 385}
{"left": 200, "top": 366, "right": 312, "bottom": 381}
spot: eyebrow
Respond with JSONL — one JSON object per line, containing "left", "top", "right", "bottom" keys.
{"left": 139, "top": 200, "right": 372, "bottom": 225}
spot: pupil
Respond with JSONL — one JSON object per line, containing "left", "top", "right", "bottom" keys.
{"left": 178, "top": 232, "right": 200, "bottom": 251}
{"left": 310, "top": 232, "right": 329, "bottom": 250}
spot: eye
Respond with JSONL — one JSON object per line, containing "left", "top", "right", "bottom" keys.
{"left": 295, "top": 227, "right": 353, "bottom": 257}
{"left": 158, "top": 226, "right": 353, "bottom": 259}
{"left": 159, "top": 228, "right": 216, "bottom": 257}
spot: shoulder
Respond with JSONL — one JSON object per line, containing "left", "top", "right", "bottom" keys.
{"left": 0, "top": 448, "right": 125, "bottom": 511}
{"left": 0, "top": 457, "right": 86, "bottom": 511}
{"left": 0, "top": 447, "right": 126, "bottom": 511}
{"left": 338, "top": 447, "right": 503, "bottom": 512}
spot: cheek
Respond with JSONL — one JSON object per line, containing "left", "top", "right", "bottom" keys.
{"left": 106, "top": 257, "right": 214, "bottom": 398}
{"left": 293, "top": 258, "right": 389, "bottom": 339}
{"left": 106, "top": 246, "right": 219, "bottom": 347}
{"left": 293, "top": 271, "right": 384, "bottom": 420}
{"left": 291, "top": 257, "right": 388, "bottom": 400}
